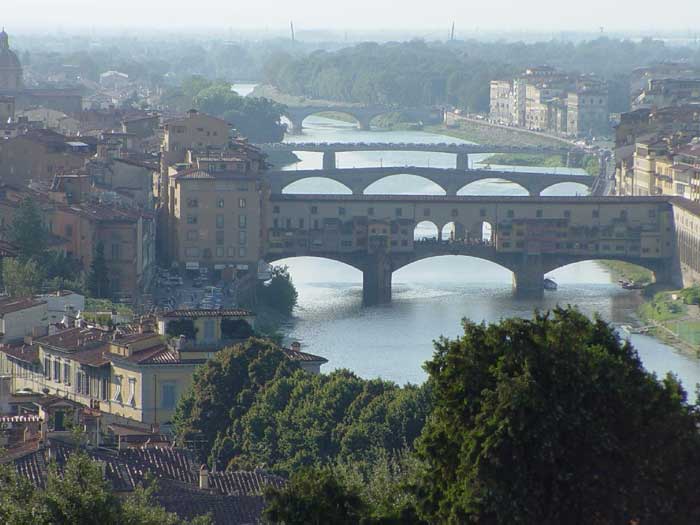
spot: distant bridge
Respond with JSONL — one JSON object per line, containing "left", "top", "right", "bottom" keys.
{"left": 259, "top": 142, "right": 577, "bottom": 169}
{"left": 283, "top": 106, "right": 440, "bottom": 134}
{"left": 263, "top": 166, "right": 594, "bottom": 197}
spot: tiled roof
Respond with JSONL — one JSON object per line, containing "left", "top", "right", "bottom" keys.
{"left": 0, "top": 343, "right": 39, "bottom": 363}
{"left": 280, "top": 347, "right": 328, "bottom": 364}
{"left": 160, "top": 308, "right": 255, "bottom": 319}
{"left": 0, "top": 297, "right": 45, "bottom": 315}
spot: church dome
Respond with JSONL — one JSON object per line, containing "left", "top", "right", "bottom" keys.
{"left": 0, "top": 29, "right": 22, "bottom": 69}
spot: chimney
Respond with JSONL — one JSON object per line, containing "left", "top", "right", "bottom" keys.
{"left": 291, "top": 341, "right": 301, "bottom": 352}
{"left": 199, "top": 464, "right": 210, "bottom": 490}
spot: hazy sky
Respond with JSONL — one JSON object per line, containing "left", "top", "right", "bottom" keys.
{"left": 3, "top": 0, "right": 699, "bottom": 33}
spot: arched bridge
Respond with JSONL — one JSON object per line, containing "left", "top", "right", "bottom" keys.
{"left": 284, "top": 106, "right": 439, "bottom": 134}
{"left": 259, "top": 142, "right": 576, "bottom": 170}
{"left": 264, "top": 194, "right": 679, "bottom": 305}
{"left": 263, "top": 167, "right": 594, "bottom": 197}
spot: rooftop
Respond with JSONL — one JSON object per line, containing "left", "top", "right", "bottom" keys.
{"left": 160, "top": 308, "right": 255, "bottom": 319}
{"left": 0, "top": 297, "right": 45, "bottom": 316}
{"left": 280, "top": 346, "right": 328, "bottom": 364}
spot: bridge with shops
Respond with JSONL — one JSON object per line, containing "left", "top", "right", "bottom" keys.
{"left": 263, "top": 166, "right": 594, "bottom": 197}
{"left": 263, "top": 194, "right": 678, "bottom": 305}
{"left": 259, "top": 142, "right": 577, "bottom": 170}
{"left": 283, "top": 107, "right": 440, "bottom": 134}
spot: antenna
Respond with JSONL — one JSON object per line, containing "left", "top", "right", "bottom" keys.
{"left": 290, "top": 21, "right": 295, "bottom": 42}
{"left": 450, "top": 22, "right": 455, "bottom": 41}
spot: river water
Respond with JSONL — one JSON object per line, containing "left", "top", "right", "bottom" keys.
{"left": 271, "top": 115, "right": 700, "bottom": 389}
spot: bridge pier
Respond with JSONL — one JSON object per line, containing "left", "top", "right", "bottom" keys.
{"left": 357, "top": 117, "right": 372, "bottom": 131}
{"left": 512, "top": 255, "right": 544, "bottom": 298}
{"left": 322, "top": 151, "right": 337, "bottom": 170}
{"left": 288, "top": 118, "right": 304, "bottom": 135}
{"left": 456, "top": 153, "right": 470, "bottom": 170}
{"left": 362, "top": 252, "right": 393, "bottom": 306}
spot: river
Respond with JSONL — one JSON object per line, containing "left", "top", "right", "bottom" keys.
{"left": 271, "top": 114, "right": 700, "bottom": 389}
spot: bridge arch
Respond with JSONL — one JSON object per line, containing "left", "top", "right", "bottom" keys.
{"left": 265, "top": 255, "right": 365, "bottom": 275}
{"left": 414, "top": 220, "right": 440, "bottom": 241}
{"left": 394, "top": 254, "right": 515, "bottom": 278}
{"left": 441, "top": 221, "right": 465, "bottom": 242}
{"left": 457, "top": 177, "right": 530, "bottom": 196}
{"left": 281, "top": 176, "right": 354, "bottom": 195}
{"left": 539, "top": 181, "right": 591, "bottom": 197}
{"left": 364, "top": 174, "right": 447, "bottom": 196}
{"left": 302, "top": 111, "right": 361, "bottom": 128}
{"left": 544, "top": 258, "right": 659, "bottom": 284}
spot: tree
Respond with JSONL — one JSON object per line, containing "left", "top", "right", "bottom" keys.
{"left": 264, "top": 467, "right": 367, "bottom": 525}
{"left": 173, "top": 338, "right": 301, "bottom": 465}
{"left": 256, "top": 265, "right": 298, "bottom": 316}
{"left": 8, "top": 197, "right": 47, "bottom": 262}
{"left": 417, "top": 308, "right": 700, "bottom": 524}
{"left": 2, "top": 257, "right": 44, "bottom": 297}
{"left": 87, "top": 242, "right": 110, "bottom": 298}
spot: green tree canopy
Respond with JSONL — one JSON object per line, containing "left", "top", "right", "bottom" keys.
{"left": 8, "top": 197, "right": 47, "bottom": 262}
{"left": 2, "top": 257, "right": 44, "bottom": 297}
{"left": 86, "top": 242, "right": 110, "bottom": 298}
{"left": 417, "top": 307, "right": 700, "bottom": 524}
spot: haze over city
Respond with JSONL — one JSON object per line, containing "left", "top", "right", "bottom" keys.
{"left": 3, "top": 0, "right": 700, "bottom": 33}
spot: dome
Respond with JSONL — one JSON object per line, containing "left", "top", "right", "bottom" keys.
{"left": 0, "top": 29, "right": 21, "bottom": 69}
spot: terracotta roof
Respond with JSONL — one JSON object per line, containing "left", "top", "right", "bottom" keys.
{"left": 0, "top": 343, "right": 39, "bottom": 364}
{"left": 0, "top": 297, "right": 45, "bottom": 315}
{"left": 37, "top": 327, "right": 109, "bottom": 352}
{"left": 280, "top": 347, "right": 328, "bottom": 364}
{"left": 160, "top": 309, "right": 254, "bottom": 319}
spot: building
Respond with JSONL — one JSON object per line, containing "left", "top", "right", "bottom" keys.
{"left": 37, "top": 290, "right": 85, "bottom": 325}
{"left": 632, "top": 78, "right": 700, "bottom": 110}
{"left": 0, "top": 309, "right": 325, "bottom": 428}
{"left": 164, "top": 140, "right": 266, "bottom": 277}
{"left": 0, "top": 95, "right": 15, "bottom": 122}
{"left": 0, "top": 129, "right": 91, "bottom": 187}
{"left": 0, "top": 297, "right": 48, "bottom": 344}
{"left": 0, "top": 29, "right": 22, "bottom": 91}
{"left": 488, "top": 67, "right": 610, "bottom": 138}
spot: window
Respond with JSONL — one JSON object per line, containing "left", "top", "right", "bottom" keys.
{"left": 239, "top": 230, "right": 247, "bottom": 245}
{"left": 239, "top": 215, "right": 247, "bottom": 228}
{"left": 507, "top": 210, "right": 514, "bottom": 218}
{"left": 112, "top": 375, "right": 122, "bottom": 403}
{"left": 65, "top": 224, "right": 73, "bottom": 238}
{"left": 187, "top": 215, "right": 198, "bottom": 225}
{"left": 161, "top": 383, "right": 176, "bottom": 410}
{"left": 648, "top": 209, "right": 656, "bottom": 218}
{"left": 238, "top": 198, "right": 246, "bottom": 208}
{"left": 480, "top": 209, "right": 487, "bottom": 217}
{"left": 216, "top": 247, "right": 225, "bottom": 257}
{"left": 111, "top": 243, "right": 121, "bottom": 260}
{"left": 187, "top": 198, "right": 198, "bottom": 208}
{"left": 228, "top": 247, "right": 235, "bottom": 257}
{"left": 184, "top": 247, "right": 200, "bottom": 257}
{"left": 395, "top": 208, "right": 402, "bottom": 217}
{"left": 101, "top": 378, "right": 108, "bottom": 400}
{"left": 76, "top": 371, "right": 83, "bottom": 394}
{"left": 423, "top": 208, "right": 431, "bottom": 217}
{"left": 285, "top": 218, "right": 291, "bottom": 229}
{"left": 186, "top": 230, "right": 198, "bottom": 241}
{"left": 313, "top": 219, "right": 319, "bottom": 229}
{"left": 239, "top": 247, "right": 247, "bottom": 257}
{"left": 451, "top": 209, "right": 459, "bottom": 218}
{"left": 564, "top": 210, "right": 571, "bottom": 218}
{"left": 298, "top": 218, "right": 304, "bottom": 229}
{"left": 127, "top": 378, "right": 136, "bottom": 407}
{"left": 311, "top": 206, "right": 318, "bottom": 215}
{"left": 620, "top": 210, "right": 628, "bottom": 220}
{"left": 273, "top": 205, "right": 280, "bottom": 214}
{"left": 63, "top": 362, "right": 71, "bottom": 385}
{"left": 368, "top": 207, "right": 374, "bottom": 216}
{"left": 217, "top": 198, "right": 225, "bottom": 208}
{"left": 216, "top": 214, "right": 224, "bottom": 228}
{"left": 53, "top": 360, "right": 61, "bottom": 382}
{"left": 536, "top": 209, "right": 543, "bottom": 218}
{"left": 592, "top": 209, "right": 599, "bottom": 218}
{"left": 216, "top": 230, "right": 225, "bottom": 245}
{"left": 44, "top": 357, "right": 50, "bottom": 379}
{"left": 338, "top": 207, "right": 346, "bottom": 216}
{"left": 273, "top": 218, "right": 279, "bottom": 228}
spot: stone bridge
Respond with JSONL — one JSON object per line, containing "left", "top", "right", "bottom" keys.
{"left": 263, "top": 167, "right": 594, "bottom": 196}
{"left": 259, "top": 142, "right": 576, "bottom": 169}
{"left": 284, "top": 106, "right": 439, "bottom": 134}
{"left": 264, "top": 194, "right": 678, "bottom": 305}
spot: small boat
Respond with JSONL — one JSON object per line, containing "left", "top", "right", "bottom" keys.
{"left": 543, "top": 278, "right": 558, "bottom": 291}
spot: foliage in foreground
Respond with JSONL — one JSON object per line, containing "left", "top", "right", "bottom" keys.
{"left": 417, "top": 308, "right": 700, "bottom": 524}
{"left": 262, "top": 308, "right": 700, "bottom": 524}
{"left": 174, "top": 337, "right": 430, "bottom": 474}
{"left": 0, "top": 452, "right": 209, "bottom": 525}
